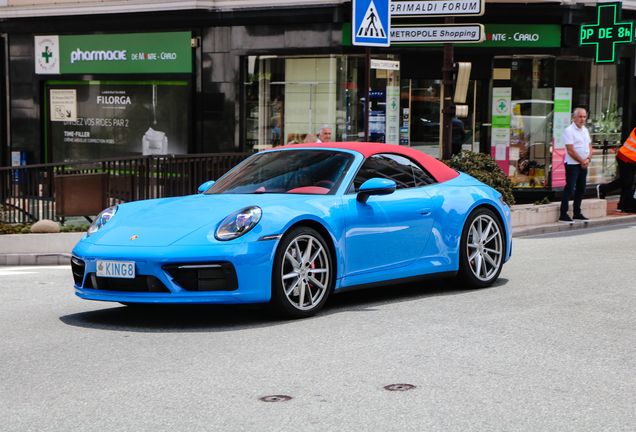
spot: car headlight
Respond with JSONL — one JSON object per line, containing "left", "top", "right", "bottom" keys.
{"left": 215, "top": 206, "right": 262, "bottom": 241}
{"left": 87, "top": 205, "right": 118, "bottom": 237}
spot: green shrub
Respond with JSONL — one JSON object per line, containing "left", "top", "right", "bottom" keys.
{"left": 443, "top": 150, "right": 516, "bottom": 206}
{"left": 534, "top": 197, "right": 550, "bottom": 205}
{"left": 21, "top": 227, "right": 31, "bottom": 234}
{"left": 60, "top": 226, "right": 71, "bottom": 232}
{"left": 77, "top": 224, "right": 89, "bottom": 232}
{"left": 0, "top": 223, "right": 30, "bottom": 234}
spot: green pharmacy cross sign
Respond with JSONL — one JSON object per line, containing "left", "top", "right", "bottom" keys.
{"left": 581, "top": 2, "right": 635, "bottom": 63}
{"left": 42, "top": 46, "right": 53, "bottom": 63}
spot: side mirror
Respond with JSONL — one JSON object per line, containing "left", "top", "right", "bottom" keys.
{"left": 197, "top": 180, "right": 215, "bottom": 194}
{"left": 357, "top": 178, "right": 396, "bottom": 203}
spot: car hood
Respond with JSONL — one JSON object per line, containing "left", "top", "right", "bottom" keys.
{"left": 89, "top": 193, "right": 334, "bottom": 247}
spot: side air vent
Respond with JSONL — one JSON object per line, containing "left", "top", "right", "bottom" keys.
{"left": 71, "top": 257, "right": 86, "bottom": 285}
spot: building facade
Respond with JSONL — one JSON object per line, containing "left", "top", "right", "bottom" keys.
{"left": 2, "top": 0, "right": 636, "bottom": 198}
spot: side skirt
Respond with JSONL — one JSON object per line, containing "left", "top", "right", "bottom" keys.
{"left": 334, "top": 271, "right": 458, "bottom": 295}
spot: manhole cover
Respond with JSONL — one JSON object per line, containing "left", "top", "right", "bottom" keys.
{"left": 384, "top": 384, "right": 416, "bottom": 392}
{"left": 259, "top": 395, "right": 292, "bottom": 402}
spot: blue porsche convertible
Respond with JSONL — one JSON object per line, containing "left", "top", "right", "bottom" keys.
{"left": 72, "top": 143, "right": 512, "bottom": 318}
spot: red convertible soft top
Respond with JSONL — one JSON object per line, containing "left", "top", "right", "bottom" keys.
{"left": 272, "top": 142, "right": 460, "bottom": 183}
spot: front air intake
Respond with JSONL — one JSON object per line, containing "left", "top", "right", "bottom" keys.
{"left": 162, "top": 263, "right": 238, "bottom": 291}
{"left": 84, "top": 273, "right": 170, "bottom": 293}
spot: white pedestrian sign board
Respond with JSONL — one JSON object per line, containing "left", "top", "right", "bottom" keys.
{"left": 353, "top": 0, "right": 391, "bottom": 47}
{"left": 390, "top": 0, "right": 485, "bottom": 17}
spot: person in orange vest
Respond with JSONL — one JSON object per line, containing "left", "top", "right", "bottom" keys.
{"left": 597, "top": 127, "right": 636, "bottom": 212}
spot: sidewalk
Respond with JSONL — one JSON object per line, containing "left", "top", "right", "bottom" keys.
{"left": 1, "top": 198, "right": 636, "bottom": 265}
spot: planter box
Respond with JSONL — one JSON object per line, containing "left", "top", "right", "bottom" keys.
{"left": 511, "top": 199, "right": 606, "bottom": 227}
{"left": 0, "top": 232, "right": 84, "bottom": 265}
{"left": 0, "top": 232, "right": 84, "bottom": 254}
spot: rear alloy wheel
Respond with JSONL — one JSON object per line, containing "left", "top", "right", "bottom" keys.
{"left": 456, "top": 208, "right": 505, "bottom": 289}
{"left": 270, "top": 227, "right": 333, "bottom": 319}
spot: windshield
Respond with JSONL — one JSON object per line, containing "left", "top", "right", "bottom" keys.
{"left": 205, "top": 149, "right": 354, "bottom": 195}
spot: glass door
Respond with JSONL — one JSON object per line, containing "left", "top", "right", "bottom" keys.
{"left": 493, "top": 56, "right": 555, "bottom": 188}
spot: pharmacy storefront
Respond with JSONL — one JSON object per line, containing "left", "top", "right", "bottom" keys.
{"left": 486, "top": 5, "right": 633, "bottom": 192}
{"left": 35, "top": 32, "right": 193, "bottom": 163}
{"left": 491, "top": 56, "right": 624, "bottom": 191}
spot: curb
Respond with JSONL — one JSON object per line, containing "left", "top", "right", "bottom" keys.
{"left": 512, "top": 214, "right": 636, "bottom": 237}
{"left": 0, "top": 253, "right": 72, "bottom": 266}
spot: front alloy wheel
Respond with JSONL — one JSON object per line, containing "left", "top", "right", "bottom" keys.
{"left": 456, "top": 208, "right": 505, "bottom": 288}
{"left": 270, "top": 227, "right": 333, "bottom": 318}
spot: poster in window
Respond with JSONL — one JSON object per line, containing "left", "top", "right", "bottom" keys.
{"left": 369, "top": 90, "right": 386, "bottom": 142}
{"left": 47, "top": 81, "right": 190, "bottom": 162}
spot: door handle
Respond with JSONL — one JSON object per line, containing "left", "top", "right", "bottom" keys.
{"left": 417, "top": 208, "right": 431, "bottom": 215}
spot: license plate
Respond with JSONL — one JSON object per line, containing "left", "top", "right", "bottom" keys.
{"left": 96, "top": 261, "right": 135, "bottom": 278}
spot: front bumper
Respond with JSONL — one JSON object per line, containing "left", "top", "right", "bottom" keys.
{"left": 72, "top": 240, "right": 278, "bottom": 304}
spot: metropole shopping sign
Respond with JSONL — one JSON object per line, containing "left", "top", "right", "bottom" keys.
{"left": 389, "top": 0, "right": 484, "bottom": 43}
{"left": 580, "top": 2, "right": 636, "bottom": 63}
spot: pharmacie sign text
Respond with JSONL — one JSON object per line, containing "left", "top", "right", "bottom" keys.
{"left": 35, "top": 32, "right": 192, "bottom": 74}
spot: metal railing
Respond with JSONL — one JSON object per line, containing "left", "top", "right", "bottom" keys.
{"left": 0, "top": 153, "right": 252, "bottom": 223}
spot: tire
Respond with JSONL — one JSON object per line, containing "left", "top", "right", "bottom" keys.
{"left": 455, "top": 207, "right": 505, "bottom": 289}
{"left": 270, "top": 226, "right": 333, "bottom": 319}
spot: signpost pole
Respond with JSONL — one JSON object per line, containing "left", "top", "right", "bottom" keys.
{"left": 365, "top": 47, "right": 371, "bottom": 142}
{"left": 442, "top": 17, "right": 455, "bottom": 160}
{"left": 352, "top": 0, "right": 390, "bottom": 142}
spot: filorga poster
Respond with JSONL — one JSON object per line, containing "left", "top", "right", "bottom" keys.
{"left": 47, "top": 81, "right": 190, "bottom": 162}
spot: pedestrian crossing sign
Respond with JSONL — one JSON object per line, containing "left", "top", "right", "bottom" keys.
{"left": 352, "top": 0, "right": 390, "bottom": 47}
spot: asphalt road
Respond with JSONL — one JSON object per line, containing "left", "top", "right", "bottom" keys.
{"left": 1, "top": 223, "right": 635, "bottom": 431}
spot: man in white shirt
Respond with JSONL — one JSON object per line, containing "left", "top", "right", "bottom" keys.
{"left": 559, "top": 107, "right": 594, "bottom": 224}
{"left": 316, "top": 125, "right": 332, "bottom": 143}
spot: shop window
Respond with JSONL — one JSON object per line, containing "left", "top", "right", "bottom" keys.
{"left": 400, "top": 78, "right": 479, "bottom": 159}
{"left": 406, "top": 79, "right": 441, "bottom": 151}
{"left": 555, "top": 60, "right": 621, "bottom": 186}
{"left": 242, "top": 54, "right": 400, "bottom": 151}
{"left": 586, "top": 62, "right": 623, "bottom": 184}
{"left": 243, "top": 55, "right": 346, "bottom": 151}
